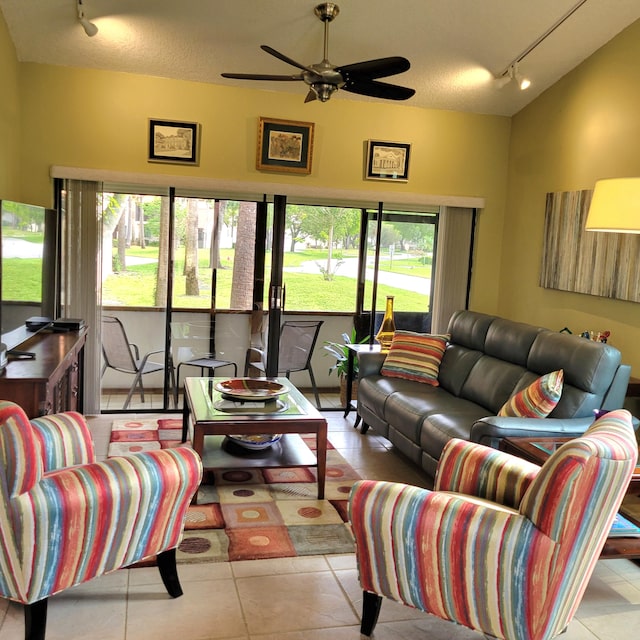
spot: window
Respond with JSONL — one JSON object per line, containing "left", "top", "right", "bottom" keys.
{"left": 282, "top": 204, "right": 361, "bottom": 312}
{"left": 363, "top": 209, "right": 436, "bottom": 315}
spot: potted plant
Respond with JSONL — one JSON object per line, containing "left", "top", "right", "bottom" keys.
{"left": 323, "top": 329, "right": 369, "bottom": 405}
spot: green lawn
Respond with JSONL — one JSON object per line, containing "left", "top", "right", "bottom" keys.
{"left": 6, "top": 245, "right": 430, "bottom": 311}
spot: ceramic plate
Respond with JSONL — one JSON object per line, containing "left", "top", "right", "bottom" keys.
{"left": 214, "top": 378, "right": 287, "bottom": 400}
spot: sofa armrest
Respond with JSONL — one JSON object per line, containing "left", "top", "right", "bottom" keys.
{"left": 358, "top": 351, "right": 387, "bottom": 377}
{"left": 469, "top": 416, "right": 595, "bottom": 449}
{"left": 435, "top": 438, "right": 539, "bottom": 509}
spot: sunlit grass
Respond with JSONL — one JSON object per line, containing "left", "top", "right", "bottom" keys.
{"left": 8, "top": 245, "right": 430, "bottom": 311}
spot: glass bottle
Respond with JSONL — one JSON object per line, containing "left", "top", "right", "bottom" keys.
{"left": 376, "top": 296, "right": 396, "bottom": 350}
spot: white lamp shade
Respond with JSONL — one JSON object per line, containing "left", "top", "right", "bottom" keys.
{"left": 585, "top": 177, "right": 640, "bottom": 233}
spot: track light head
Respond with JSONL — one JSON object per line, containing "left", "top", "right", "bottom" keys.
{"left": 495, "top": 63, "right": 530, "bottom": 91}
{"left": 77, "top": 0, "right": 98, "bottom": 37}
{"left": 513, "top": 63, "right": 531, "bottom": 90}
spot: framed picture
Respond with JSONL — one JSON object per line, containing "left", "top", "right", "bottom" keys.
{"left": 148, "top": 119, "right": 200, "bottom": 165}
{"left": 365, "top": 140, "right": 411, "bottom": 181}
{"left": 257, "top": 117, "right": 315, "bottom": 174}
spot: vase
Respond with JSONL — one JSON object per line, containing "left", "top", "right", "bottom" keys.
{"left": 339, "top": 376, "right": 359, "bottom": 406}
{"left": 375, "top": 296, "right": 396, "bottom": 350}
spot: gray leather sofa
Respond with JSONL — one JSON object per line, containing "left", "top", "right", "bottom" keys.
{"left": 356, "top": 310, "right": 632, "bottom": 478}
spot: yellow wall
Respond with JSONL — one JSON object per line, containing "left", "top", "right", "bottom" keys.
{"left": 11, "top": 59, "right": 512, "bottom": 313}
{"left": 12, "top": 12, "right": 640, "bottom": 374}
{"left": 0, "top": 12, "right": 20, "bottom": 200}
{"left": 502, "top": 18, "right": 640, "bottom": 372}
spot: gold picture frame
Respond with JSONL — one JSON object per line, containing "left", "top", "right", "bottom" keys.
{"left": 257, "top": 117, "right": 315, "bottom": 174}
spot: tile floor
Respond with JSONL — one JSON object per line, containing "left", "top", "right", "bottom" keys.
{"left": 1, "top": 406, "right": 640, "bottom": 639}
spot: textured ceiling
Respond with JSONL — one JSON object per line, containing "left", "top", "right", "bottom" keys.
{"left": 1, "top": 0, "right": 640, "bottom": 116}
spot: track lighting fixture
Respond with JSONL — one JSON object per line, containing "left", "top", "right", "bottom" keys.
{"left": 494, "top": 0, "right": 587, "bottom": 92}
{"left": 77, "top": 0, "right": 98, "bottom": 37}
{"left": 496, "top": 62, "right": 530, "bottom": 91}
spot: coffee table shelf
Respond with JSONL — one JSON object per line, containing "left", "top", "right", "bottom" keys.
{"left": 199, "top": 434, "right": 317, "bottom": 471}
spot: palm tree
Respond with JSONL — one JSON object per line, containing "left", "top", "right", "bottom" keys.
{"left": 230, "top": 201, "right": 257, "bottom": 310}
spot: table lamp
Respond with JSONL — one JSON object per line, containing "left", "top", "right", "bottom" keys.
{"left": 585, "top": 178, "right": 640, "bottom": 233}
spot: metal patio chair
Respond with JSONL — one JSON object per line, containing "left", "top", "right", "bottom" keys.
{"left": 244, "top": 320, "right": 324, "bottom": 408}
{"left": 101, "top": 315, "right": 176, "bottom": 409}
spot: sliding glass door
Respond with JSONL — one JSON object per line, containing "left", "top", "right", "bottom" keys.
{"left": 360, "top": 208, "right": 437, "bottom": 339}
{"left": 57, "top": 179, "right": 466, "bottom": 413}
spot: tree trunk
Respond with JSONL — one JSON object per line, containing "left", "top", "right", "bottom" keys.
{"left": 102, "top": 193, "right": 127, "bottom": 280}
{"left": 117, "top": 213, "right": 126, "bottom": 272}
{"left": 211, "top": 200, "right": 224, "bottom": 269}
{"left": 325, "top": 223, "right": 334, "bottom": 279}
{"left": 137, "top": 197, "right": 146, "bottom": 249}
{"left": 184, "top": 198, "right": 199, "bottom": 296}
{"left": 230, "top": 201, "right": 256, "bottom": 310}
{"left": 155, "top": 197, "right": 170, "bottom": 306}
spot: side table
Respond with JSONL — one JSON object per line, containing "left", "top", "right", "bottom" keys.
{"left": 343, "top": 344, "right": 382, "bottom": 422}
{"left": 627, "top": 377, "right": 640, "bottom": 397}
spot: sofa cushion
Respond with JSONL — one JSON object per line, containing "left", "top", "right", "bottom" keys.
{"left": 438, "top": 345, "right": 484, "bottom": 396}
{"left": 385, "top": 384, "right": 471, "bottom": 442}
{"left": 498, "top": 369, "right": 564, "bottom": 418}
{"left": 527, "top": 331, "right": 622, "bottom": 417}
{"left": 381, "top": 331, "right": 449, "bottom": 386}
{"left": 483, "top": 317, "right": 543, "bottom": 366}
{"left": 446, "top": 310, "right": 494, "bottom": 351}
{"left": 458, "top": 355, "right": 530, "bottom": 414}
{"left": 419, "top": 407, "right": 494, "bottom": 463}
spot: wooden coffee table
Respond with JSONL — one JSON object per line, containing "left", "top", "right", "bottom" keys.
{"left": 182, "top": 376, "right": 327, "bottom": 501}
{"left": 501, "top": 435, "right": 640, "bottom": 560}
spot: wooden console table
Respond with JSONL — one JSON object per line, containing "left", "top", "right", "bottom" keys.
{"left": 0, "top": 328, "right": 87, "bottom": 418}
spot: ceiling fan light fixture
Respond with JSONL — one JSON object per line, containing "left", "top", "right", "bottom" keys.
{"left": 77, "top": 0, "right": 98, "bottom": 37}
{"left": 312, "top": 82, "right": 338, "bottom": 102}
{"left": 220, "top": 3, "right": 414, "bottom": 104}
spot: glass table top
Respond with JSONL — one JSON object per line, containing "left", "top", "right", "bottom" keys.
{"left": 184, "top": 376, "right": 318, "bottom": 422}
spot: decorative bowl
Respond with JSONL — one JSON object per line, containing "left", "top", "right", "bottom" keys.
{"left": 227, "top": 433, "right": 283, "bottom": 450}
{"left": 214, "top": 378, "right": 287, "bottom": 401}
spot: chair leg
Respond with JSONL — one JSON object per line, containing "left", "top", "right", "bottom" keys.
{"left": 157, "top": 548, "right": 183, "bottom": 598}
{"left": 360, "top": 590, "right": 383, "bottom": 636}
{"left": 307, "top": 365, "right": 321, "bottom": 409}
{"left": 124, "top": 372, "right": 145, "bottom": 409}
{"left": 168, "top": 356, "right": 177, "bottom": 409}
{"left": 354, "top": 414, "right": 362, "bottom": 429}
{"left": 174, "top": 363, "right": 182, "bottom": 407}
{"left": 360, "top": 421, "right": 370, "bottom": 435}
{"left": 24, "top": 599, "right": 47, "bottom": 640}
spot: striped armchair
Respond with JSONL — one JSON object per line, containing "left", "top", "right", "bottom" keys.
{"left": 0, "top": 401, "right": 202, "bottom": 640}
{"left": 349, "top": 408, "right": 637, "bottom": 640}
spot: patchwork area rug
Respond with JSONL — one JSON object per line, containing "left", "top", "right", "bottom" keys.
{"left": 108, "top": 418, "right": 359, "bottom": 563}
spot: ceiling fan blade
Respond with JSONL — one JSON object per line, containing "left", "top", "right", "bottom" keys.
{"left": 342, "top": 78, "right": 415, "bottom": 101}
{"left": 337, "top": 56, "right": 411, "bottom": 80}
{"left": 260, "top": 45, "right": 318, "bottom": 76}
{"left": 221, "top": 72, "right": 304, "bottom": 82}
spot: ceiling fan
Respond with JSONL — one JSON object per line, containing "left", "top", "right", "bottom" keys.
{"left": 221, "top": 3, "right": 415, "bottom": 104}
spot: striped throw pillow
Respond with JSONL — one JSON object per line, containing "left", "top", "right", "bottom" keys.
{"left": 498, "top": 369, "right": 564, "bottom": 418}
{"left": 380, "top": 331, "right": 450, "bottom": 386}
